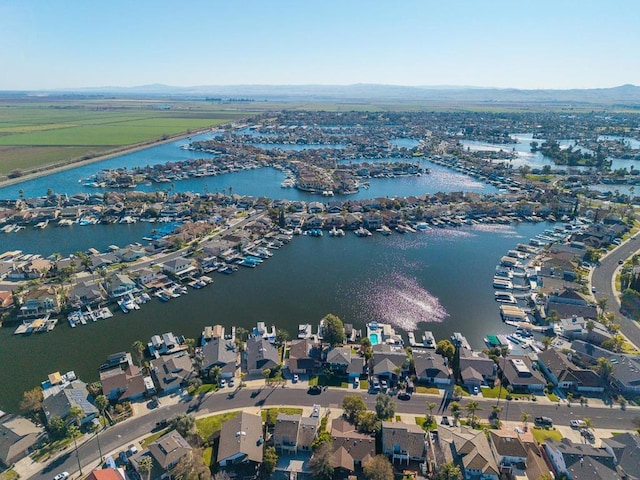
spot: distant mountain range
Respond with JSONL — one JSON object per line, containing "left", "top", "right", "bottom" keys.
{"left": 13, "top": 83, "right": 640, "bottom": 105}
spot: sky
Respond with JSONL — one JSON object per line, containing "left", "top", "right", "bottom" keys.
{"left": 1, "top": 0, "right": 639, "bottom": 91}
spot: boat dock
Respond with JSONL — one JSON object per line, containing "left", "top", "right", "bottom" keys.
{"left": 422, "top": 331, "right": 436, "bottom": 348}
{"left": 451, "top": 332, "right": 471, "bottom": 350}
{"left": 14, "top": 315, "right": 58, "bottom": 335}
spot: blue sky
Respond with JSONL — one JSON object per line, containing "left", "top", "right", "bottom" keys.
{"left": 2, "top": 0, "right": 638, "bottom": 90}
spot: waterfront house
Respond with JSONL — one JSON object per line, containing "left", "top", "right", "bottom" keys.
{"left": 325, "top": 346, "right": 353, "bottom": 374}
{"left": 556, "top": 316, "right": 612, "bottom": 345}
{"left": 601, "top": 433, "right": 640, "bottom": 480}
{"left": 130, "top": 431, "right": 192, "bottom": 480}
{"left": 148, "top": 332, "right": 187, "bottom": 357}
{"left": 308, "top": 202, "right": 324, "bottom": 214}
{"left": 498, "top": 355, "right": 546, "bottom": 392}
{"left": 362, "top": 212, "right": 383, "bottom": 229}
{"left": 162, "top": 257, "right": 196, "bottom": 278}
{"left": 244, "top": 337, "right": 279, "bottom": 376}
{"left": 90, "top": 252, "right": 118, "bottom": 271}
{"left": 437, "top": 425, "right": 499, "bottom": 480}
{"left": 459, "top": 349, "right": 497, "bottom": 386}
{"left": 200, "top": 337, "right": 237, "bottom": 379}
{"left": 381, "top": 421, "right": 427, "bottom": 464}
{"left": 105, "top": 273, "right": 135, "bottom": 298}
{"left": 115, "top": 247, "right": 146, "bottom": 263}
{"left": 0, "top": 290, "right": 14, "bottom": 312}
{"left": 0, "top": 414, "right": 45, "bottom": 467}
{"left": 99, "top": 354, "right": 155, "bottom": 402}
{"left": 330, "top": 417, "right": 375, "bottom": 475}
{"left": 413, "top": 352, "right": 452, "bottom": 385}
{"left": 537, "top": 348, "right": 604, "bottom": 392}
{"left": 17, "top": 286, "right": 60, "bottom": 318}
{"left": 42, "top": 379, "right": 98, "bottom": 426}
{"left": 372, "top": 344, "right": 408, "bottom": 382}
{"left": 343, "top": 213, "right": 362, "bottom": 230}
{"left": 273, "top": 413, "right": 319, "bottom": 454}
{"left": 545, "top": 438, "right": 620, "bottom": 480}
{"left": 150, "top": 351, "right": 195, "bottom": 394}
{"left": 217, "top": 412, "right": 264, "bottom": 467}
{"left": 68, "top": 280, "right": 107, "bottom": 308}
{"left": 287, "top": 339, "right": 322, "bottom": 375}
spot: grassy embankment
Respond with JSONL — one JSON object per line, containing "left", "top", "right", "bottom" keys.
{"left": 0, "top": 100, "right": 253, "bottom": 177}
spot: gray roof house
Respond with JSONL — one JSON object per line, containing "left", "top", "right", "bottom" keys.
{"left": 273, "top": 413, "right": 319, "bottom": 454}
{"left": 372, "top": 344, "right": 408, "bottom": 380}
{"left": 537, "top": 348, "right": 604, "bottom": 392}
{"left": 545, "top": 438, "right": 620, "bottom": 480}
{"left": 244, "top": 337, "right": 279, "bottom": 376}
{"left": 571, "top": 340, "right": 640, "bottom": 394}
{"left": 330, "top": 417, "right": 375, "bottom": 474}
{"left": 42, "top": 379, "right": 98, "bottom": 426}
{"left": 0, "top": 414, "right": 45, "bottom": 467}
{"left": 499, "top": 355, "right": 546, "bottom": 392}
{"left": 201, "top": 337, "right": 237, "bottom": 378}
{"left": 413, "top": 353, "right": 452, "bottom": 385}
{"left": 459, "top": 349, "right": 497, "bottom": 383}
{"left": 602, "top": 433, "right": 640, "bottom": 480}
{"left": 381, "top": 421, "right": 427, "bottom": 464}
{"left": 130, "top": 431, "right": 192, "bottom": 480}
{"left": 217, "top": 412, "right": 264, "bottom": 467}
{"left": 444, "top": 426, "right": 500, "bottom": 480}
{"left": 150, "top": 352, "right": 195, "bottom": 394}
{"left": 326, "top": 346, "right": 353, "bottom": 372}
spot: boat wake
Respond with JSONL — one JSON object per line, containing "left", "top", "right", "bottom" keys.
{"left": 366, "top": 273, "right": 448, "bottom": 331}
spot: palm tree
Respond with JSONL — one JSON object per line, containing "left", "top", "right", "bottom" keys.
{"left": 132, "top": 340, "right": 145, "bottom": 367}
{"left": 465, "top": 401, "right": 481, "bottom": 427}
{"left": 426, "top": 401, "right": 436, "bottom": 425}
{"left": 521, "top": 412, "right": 530, "bottom": 431}
{"left": 583, "top": 417, "right": 594, "bottom": 431}
{"left": 137, "top": 456, "right": 154, "bottom": 480}
{"left": 68, "top": 424, "right": 83, "bottom": 475}
{"left": 597, "top": 298, "right": 608, "bottom": 315}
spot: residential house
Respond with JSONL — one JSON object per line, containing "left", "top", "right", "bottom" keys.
{"left": 217, "top": 412, "right": 264, "bottom": 467}
{"left": 85, "top": 468, "right": 125, "bottom": 480}
{"left": 325, "top": 346, "right": 353, "bottom": 374}
{"left": 602, "top": 432, "right": 640, "bottom": 480}
{"left": 115, "top": 247, "right": 146, "bottom": 263}
{"left": 0, "top": 291, "right": 14, "bottom": 312}
{"left": 499, "top": 356, "right": 546, "bottom": 392}
{"left": 162, "top": 257, "right": 196, "bottom": 278}
{"left": 488, "top": 430, "right": 528, "bottom": 473}
{"left": 105, "top": 273, "right": 135, "bottom": 298}
{"left": 42, "top": 379, "right": 98, "bottom": 426}
{"left": 372, "top": 344, "right": 408, "bottom": 382}
{"left": 413, "top": 352, "right": 452, "bottom": 385}
{"left": 571, "top": 340, "right": 640, "bottom": 394}
{"left": 438, "top": 425, "right": 500, "bottom": 480}
{"left": 273, "top": 413, "right": 319, "bottom": 454}
{"left": 68, "top": 280, "right": 106, "bottom": 308}
{"left": 244, "top": 337, "right": 279, "bottom": 376}
{"left": 17, "top": 286, "right": 60, "bottom": 318}
{"left": 459, "top": 349, "right": 497, "bottom": 387}
{"left": 100, "top": 358, "right": 154, "bottom": 402}
{"left": 381, "top": 421, "right": 427, "bottom": 464}
{"left": 537, "top": 348, "right": 604, "bottom": 392}
{"left": 0, "top": 414, "right": 45, "bottom": 467}
{"left": 130, "top": 431, "right": 192, "bottom": 480}
{"left": 200, "top": 337, "right": 237, "bottom": 379}
{"left": 545, "top": 438, "right": 620, "bottom": 480}
{"left": 148, "top": 332, "right": 187, "bottom": 357}
{"left": 330, "top": 417, "right": 375, "bottom": 475}
{"left": 287, "top": 339, "right": 322, "bottom": 375}
{"left": 150, "top": 352, "right": 195, "bottom": 394}
{"left": 557, "top": 316, "right": 612, "bottom": 345}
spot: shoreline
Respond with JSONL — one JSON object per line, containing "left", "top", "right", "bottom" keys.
{"left": 0, "top": 126, "right": 217, "bottom": 190}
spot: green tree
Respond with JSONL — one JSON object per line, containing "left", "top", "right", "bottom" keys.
{"left": 311, "top": 431, "right": 332, "bottom": 451}
{"left": 437, "top": 462, "right": 462, "bottom": 480}
{"left": 321, "top": 313, "right": 346, "bottom": 346}
{"left": 68, "top": 405, "right": 85, "bottom": 427}
{"left": 342, "top": 395, "right": 367, "bottom": 423}
{"left": 138, "top": 456, "right": 154, "bottom": 480}
{"left": 452, "top": 385, "right": 464, "bottom": 401}
{"left": 521, "top": 412, "right": 530, "bottom": 431}
{"left": 19, "top": 387, "right": 44, "bottom": 420}
{"left": 449, "top": 401, "right": 462, "bottom": 426}
{"left": 583, "top": 417, "right": 594, "bottom": 430}
{"left": 375, "top": 394, "right": 395, "bottom": 420}
{"left": 308, "top": 442, "right": 334, "bottom": 480}
{"left": 276, "top": 328, "right": 290, "bottom": 347}
{"left": 597, "top": 357, "right": 614, "bottom": 385}
{"left": 47, "top": 416, "right": 68, "bottom": 440}
{"left": 263, "top": 446, "right": 278, "bottom": 475}
{"left": 436, "top": 340, "right": 455, "bottom": 363}
{"left": 465, "top": 401, "right": 481, "bottom": 427}
{"left": 94, "top": 394, "right": 109, "bottom": 419}
{"left": 132, "top": 340, "right": 145, "bottom": 367}
{"left": 171, "top": 448, "right": 210, "bottom": 480}
{"left": 357, "top": 411, "right": 381, "bottom": 434}
{"left": 363, "top": 454, "right": 394, "bottom": 480}
{"left": 171, "top": 414, "right": 197, "bottom": 438}
{"left": 208, "top": 366, "right": 222, "bottom": 385}
{"left": 426, "top": 401, "right": 437, "bottom": 425}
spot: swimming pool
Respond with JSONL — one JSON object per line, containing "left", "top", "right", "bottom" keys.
{"left": 369, "top": 333, "right": 379, "bottom": 345}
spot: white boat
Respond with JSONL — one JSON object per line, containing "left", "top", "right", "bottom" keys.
{"left": 493, "top": 277, "right": 513, "bottom": 289}
{"left": 354, "top": 227, "right": 372, "bottom": 237}
{"left": 494, "top": 292, "right": 517, "bottom": 304}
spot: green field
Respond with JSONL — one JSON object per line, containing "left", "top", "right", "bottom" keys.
{"left": 0, "top": 99, "right": 255, "bottom": 176}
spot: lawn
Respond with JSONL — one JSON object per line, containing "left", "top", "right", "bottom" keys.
{"left": 196, "top": 411, "right": 241, "bottom": 440}
{"left": 359, "top": 379, "right": 369, "bottom": 390}
{"left": 203, "top": 446, "right": 213, "bottom": 467}
{"left": 415, "top": 416, "right": 437, "bottom": 431}
{"left": 480, "top": 386, "right": 530, "bottom": 400}
{"left": 0, "top": 469, "right": 19, "bottom": 480}
{"left": 546, "top": 392, "right": 560, "bottom": 403}
{"left": 531, "top": 427, "right": 563, "bottom": 443}
{"left": 416, "top": 386, "right": 441, "bottom": 395}
{"left": 262, "top": 407, "right": 303, "bottom": 426}
{"left": 140, "top": 429, "right": 169, "bottom": 448}
{"left": 309, "top": 374, "right": 349, "bottom": 388}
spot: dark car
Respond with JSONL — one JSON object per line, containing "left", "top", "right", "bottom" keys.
{"left": 534, "top": 416, "right": 553, "bottom": 427}
{"left": 440, "top": 416, "right": 450, "bottom": 426}
{"left": 307, "top": 385, "right": 322, "bottom": 395}
{"left": 397, "top": 392, "right": 411, "bottom": 401}
{"left": 155, "top": 419, "right": 168, "bottom": 429}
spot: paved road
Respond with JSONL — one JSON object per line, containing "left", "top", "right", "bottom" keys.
{"left": 591, "top": 236, "right": 640, "bottom": 347}
{"left": 32, "top": 386, "right": 638, "bottom": 480}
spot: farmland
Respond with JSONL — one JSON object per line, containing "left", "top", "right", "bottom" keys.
{"left": 0, "top": 98, "right": 255, "bottom": 178}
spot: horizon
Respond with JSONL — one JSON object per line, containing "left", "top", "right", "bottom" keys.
{"left": 1, "top": 0, "right": 639, "bottom": 91}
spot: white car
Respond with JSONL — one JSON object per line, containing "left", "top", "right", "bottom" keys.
{"left": 54, "top": 473, "right": 69, "bottom": 480}
{"left": 219, "top": 379, "right": 226, "bottom": 388}
{"left": 292, "top": 374, "right": 299, "bottom": 383}
{"left": 570, "top": 419, "right": 587, "bottom": 428}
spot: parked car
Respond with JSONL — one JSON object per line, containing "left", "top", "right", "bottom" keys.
{"left": 228, "top": 377, "right": 235, "bottom": 388}
{"left": 398, "top": 392, "right": 411, "bottom": 401}
{"left": 219, "top": 378, "right": 226, "bottom": 388}
{"left": 534, "top": 416, "right": 553, "bottom": 427}
{"left": 311, "top": 404, "right": 321, "bottom": 417}
{"left": 440, "top": 416, "right": 450, "bottom": 426}
{"left": 307, "top": 385, "right": 322, "bottom": 395}
{"left": 119, "top": 451, "right": 129, "bottom": 465}
{"left": 54, "top": 473, "right": 69, "bottom": 480}
{"left": 472, "top": 385, "right": 479, "bottom": 395}
{"left": 570, "top": 419, "right": 587, "bottom": 428}
{"left": 127, "top": 444, "right": 139, "bottom": 456}
{"left": 155, "top": 419, "right": 168, "bottom": 429}
{"left": 292, "top": 374, "right": 299, "bottom": 383}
